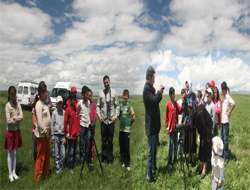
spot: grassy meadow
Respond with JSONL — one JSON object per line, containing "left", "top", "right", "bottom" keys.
{"left": 0, "top": 91, "right": 250, "bottom": 189}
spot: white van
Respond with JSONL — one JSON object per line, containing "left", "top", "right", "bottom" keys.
{"left": 17, "top": 81, "right": 39, "bottom": 108}
{"left": 50, "top": 82, "right": 82, "bottom": 112}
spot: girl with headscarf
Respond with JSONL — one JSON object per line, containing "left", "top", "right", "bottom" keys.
{"left": 183, "top": 80, "right": 197, "bottom": 167}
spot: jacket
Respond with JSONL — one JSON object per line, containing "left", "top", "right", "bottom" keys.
{"left": 143, "top": 82, "right": 162, "bottom": 136}
{"left": 35, "top": 99, "right": 51, "bottom": 138}
{"left": 64, "top": 105, "right": 81, "bottom": 140}
{"left": 165, "top": 101, "right": 183, "bottom": 134}
{"left": 5, "top": 101, "right": 23, "bottom": 131}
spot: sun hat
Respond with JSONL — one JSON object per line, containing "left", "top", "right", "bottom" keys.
{"left": 206, "top": 87, "right": 213, "bottom": 96}
{"left": 56, "top": 96, "right": 63, "bottom": 103}
{"left": 212, "top": 136, "right": 224, "bottom": 156}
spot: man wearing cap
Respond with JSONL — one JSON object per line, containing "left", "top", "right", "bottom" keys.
{"left": 51, "top": 96, "right": 66, "bottom": 174}
{"left": 204, "top": 88, "right": 216, "bottom": 136}
{"left": 96, "top": 75, "right": 120, "bottom": 166}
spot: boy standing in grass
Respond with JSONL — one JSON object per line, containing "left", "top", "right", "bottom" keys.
{"left": 165, "top": 87, "right": 183, "bottom": 169}
{"left": 119, "top": 89, "right": 135, "bottom": 171}
{"left": 221, "top": 81, "right": 235, "bottom": 164}
{"left": 78, "top": 86, "right": 92, "bottom": 166}
{"left": 64, "top": 92, "right": 80, "bottom": 174}
{"left": 51, "top": 96, "right": 66, "bottom": 174}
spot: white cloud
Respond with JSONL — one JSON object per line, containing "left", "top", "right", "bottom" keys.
{"left": 0, "top": 2, "right": 53, "bottom": 43}
{"left": 150, "top": 50, "right": 175, "bottom": 71}
{"left": 162, "top": 0, "right": 250, "bottom": 55}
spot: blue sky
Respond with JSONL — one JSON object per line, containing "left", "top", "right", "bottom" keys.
{"left": 0, "top": 0, "right": 249, "bottom": 95}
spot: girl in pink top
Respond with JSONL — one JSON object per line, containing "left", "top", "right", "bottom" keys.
{"left": 213, "top": 86, "right": 221, "bottom": 137}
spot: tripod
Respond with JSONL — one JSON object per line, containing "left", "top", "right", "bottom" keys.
{"left": 80, "top": 128, "right": 104, "bottom": 177}
{"left": 175, "top": 130, "right": 188, "bottom": 190}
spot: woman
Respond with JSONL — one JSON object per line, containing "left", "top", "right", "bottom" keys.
{"left": 34, "top": 81, "right": 51, "bottom": 181}
{"left": 183, "top": 80, "right": 197, "bottom": 167}
{"left": 188, "top": 100, "right": 212, "bottom": 180}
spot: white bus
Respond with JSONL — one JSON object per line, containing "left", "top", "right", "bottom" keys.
{"left": 17, "top": 81, "right": 39, "bottom": 108}
{"left": 50, "top": 82, "right": 82, "bottom": 112}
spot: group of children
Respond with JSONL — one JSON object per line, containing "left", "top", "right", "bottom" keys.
{"left": 4, "top": 83, "right": 136, "bottom": 182}
{"left": 165, "top": 80, "right": 235, "bottom": 189}
{"left": 4, "top": 79, "right": 234, "bottom": 189}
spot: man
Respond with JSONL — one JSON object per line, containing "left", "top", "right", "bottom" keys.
{"left": 96, "top": 75, "right": 120, "bottom": 166}
{"left": 143, "top": 66, "right": 164, "bottom": 183}
{"left": 221, "top": 81, "right": 235, "bottom": 164}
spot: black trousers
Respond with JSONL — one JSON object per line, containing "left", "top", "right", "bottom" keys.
{"left": 101, "top": 122, "right": 114, "bottom": 162}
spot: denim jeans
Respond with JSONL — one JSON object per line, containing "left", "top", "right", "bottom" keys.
{"left": 68, "top": 137, "right": 79, "bottom": 170}
{"left": 221, "top": 123, "right": 229, "bottom": 161}
{"left": 168, "top": 133, "right": 177, "bottom": 165}
{"left": 79, "top": 126, "right": 91, "bottom": 164}
{"left": 119, "top": 131, "right": 130, "bottom": 167}
{"left": 214, "top": 123, "right": 218, "bottom": 137}
{"left": 147, "top": 135, "right": 157, "bottom": 181}
{"left": 54, "top": 134, "right": 66, "bottom": 172}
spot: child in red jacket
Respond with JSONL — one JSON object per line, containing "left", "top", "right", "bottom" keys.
{"left": 64, "top": 92, "right": 81, "bottom": 174}
{"left": 165, "top": 87, "right": 183, "bottom": 169}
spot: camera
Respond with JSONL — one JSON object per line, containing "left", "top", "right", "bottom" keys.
{"left": 175, "top": 116, "right": 187, "bottom": 131}
{"left": 162, "top": 86, "right": 165, "bottom": 90}
{"left": 106, "top": 101, "right": 111, "bottom": 118}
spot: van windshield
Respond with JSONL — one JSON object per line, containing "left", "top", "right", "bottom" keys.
{"left": 51, "top": 88, "right": 69, "bottom": 98}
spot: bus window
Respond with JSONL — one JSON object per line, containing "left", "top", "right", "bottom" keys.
{"left": 31, "top": 87, "right": 36, "bottom": 95}
{"left": 23, "top": 87, "right": 28, "bottom": 95}
{"left": 18, "top": 86, "right": 23, "bottom": 94}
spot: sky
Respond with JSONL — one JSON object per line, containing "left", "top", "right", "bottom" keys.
{"left": 0, "top": 0, "right": 249, "bottom": 95}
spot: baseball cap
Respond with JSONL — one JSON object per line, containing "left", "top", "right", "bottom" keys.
{"left": 212, "top": 136, "right": 224, "bottom": 156}
{"left": 210, "top": 80, "right": 215, "bottom": 87}
{"left": 206, "top": 87, "right": 213, "bottom": 96}
{"left": 71, "top": 86, "right": 77, "bottom": 92}
{"left": 56, "top": 96, "right": 63, "bottom": 103}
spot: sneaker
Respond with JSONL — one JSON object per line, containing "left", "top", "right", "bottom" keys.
{"left": 56, "top": 170, "right": 60, "bottom": 174}
{"left": 12, "top": 173, "right": 19, "bottom": 180}
{"left": 70, "top": 169, "right": 73, "bottom": 174}
{"left": 126, "top": 167, "right": 131, "bottom": 171}
{"left": 200, "top": 172, "right": 206, "bottom": 180}
{"left": 122, "top": 163, "right": 125, "bottom": 168}
{"left": 108, "top": 162, "right": 112, "bottom": 167}
{"left": 9, "top": 174, "right": 14, "bottom": 182}
{"left": 168, "top": 165, "right": 172, "bottom": 170}
{"left": 101, "top": 161, "right": 106, "bottom": 167}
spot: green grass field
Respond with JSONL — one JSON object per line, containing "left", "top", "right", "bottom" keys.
{"left": 1, "top": 91, "right": 250, "bottom": 189}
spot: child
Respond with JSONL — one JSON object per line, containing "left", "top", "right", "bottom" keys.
{"left": 196, "top": 88, "right": 202, "bottom": 104}
{"left": 32, "top": 93, "right": 39, "bottom": 162}
{"left": 221, "top": 81, "right": 235, "bottom": 164}
{"left": 211, "top": 136, "right": 224, "bottom": 190}
{"left": 5, "top": 86, "right": 23, "bottom": 182}
{"left": 119, "top": 89, "right": 135, "bottom": 171}
{"left": 65, "top": 92, "right": 81, "bottom": 173}
{"left": 87, "top": 88, "right": 96, "bottom": 165}
{"left": 165, "top": 87, "right": 183, "bottom": 169}
{"left": 51, "top": 96, "right": 66, "bottom": 174}
{"left": 77, "top": 86, "right": 92, "bottom": 166}
{"left": 35, "top": 81, "right": 51, "bottom": 181}
{"left": 213, "top": 86, "right": 221, "bottom": 137}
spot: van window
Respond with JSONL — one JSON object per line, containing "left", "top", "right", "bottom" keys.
{"left": 23, "top": 87, "right": 28, "bottom": 95}
{"left": 51, "top": 88, "right": 68, "bottom": 98}
{"left": 31, "top": 87, "right": 36, "bottom": 95}
{"left": 18, "top": 86, "right": 23, "bottom": 94}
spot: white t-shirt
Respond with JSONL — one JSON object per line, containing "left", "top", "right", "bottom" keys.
{"left": 221, "top": 94, "right": 235, "bottom": 124}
